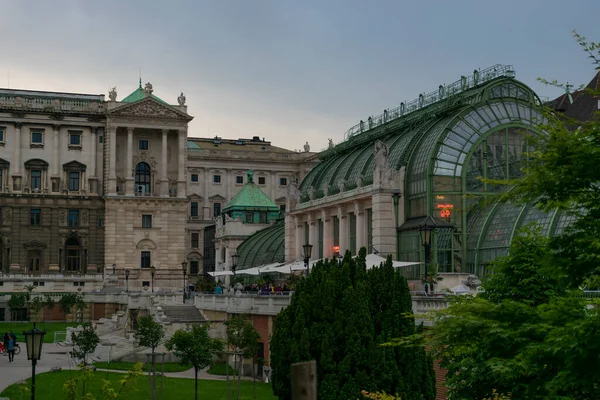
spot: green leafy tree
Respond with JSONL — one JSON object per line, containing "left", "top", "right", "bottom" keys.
{"left": 133, "top": 315, "right": 165, "bottom": 399}
{"left": 28, "top": 297, "right": 44, "bottom": 322}
{"left": 59, "top": 293, "right": 78, "bottom": 321}
{"left": 225, "top": 315, "right": 261, "bottom": 399}
{"left": 165, "top": 324, "right": 224, "bottom": 400}
{"left": 43, "top": 295, "right": 56, "bottom": 322}
{"left": 63, "top": 362, "right": 143, "bottom": 400}
{"left": 70, "top": 323, "right": 100, "bottom": 366}
{"left": 270, "top": 248, "right": 435, "bottom": 400}
{"left": 8, "top": 293, "right": 26, "bottom": 321}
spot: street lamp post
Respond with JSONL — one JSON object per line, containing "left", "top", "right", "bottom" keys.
{"left": 181, "top": 261, "right": 188, "bottom": 303}
{"left": 150, "top": 266, "right": 156, "bottom": 293}
{"left": 125, "top": 270, "right": 129, "bottom": 293}
{"left": 302, "top": 243, "right": 313, "bottom": 276}
{"left": 418, "top": 216, "right": 438, "bottom": 296}
{"left": 23, "top": 322, "right": 46, "bottom": 400}
{"left": 231, "top": 254, "right": 239, "bottom": 275}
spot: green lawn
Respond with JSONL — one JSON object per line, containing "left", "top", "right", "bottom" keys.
{"left": 94, "top": 361, "right": 192, "bottom": 372}
{"left": 0, "top": 322, "right": 79, "bottom": 343}
{"left": 0, "top": 370, "right": 276, "bottom": 400}
{"left": 207, "top": 361, "right": 237, "bottom": 376}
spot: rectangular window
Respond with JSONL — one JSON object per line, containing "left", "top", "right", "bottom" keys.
{"left": 69, "top": 132, "right": 81, "bottom": 145}
{"left": 31, "top": 131, "right": 43, "bottom": 144}
{"left": 30, "top": 209, "right": 41, "bottom": 226}
{"left": 191, "top": 232, "right": 199, "bottom": 248}
{"left": 236, "top": 176, "right": 243, "bottom": 184}
{"left": 190, "top": 261, "right": 199, "bottom": 275}
{"left": 279, "top": 204, "right": 286, "bottom": 215}
{"left": 213, "top": 175, "right": 221, "bottom": 183}
{"left": 0, "top": 127, "right": 4, "bottom": 142}
{"left": 141, "top": 251, "right": 151, "bottom": 268}
{"left": 0, "top": 168, "right": 3, "bottom": 188}
{"left": 259, "top": 212, "right": 267, "bottom": 224}
{"left": 142, "top": 214, "right": 152, "bottom": 228}
{"left": 99, "top": 136, "right": 103, "bottom": 143}
{"left": 367, "top": 209, "right": 373, "bottom": 253}
{"left": 68, "top": 171, "right": 80, "bottom": 191}
{"left": 318, "top": 219, "right": 324, "bottom": 259}
{"left": 279, "top": 177, "right": 287, "bottom": 186}
{"left": 349, "top": 212, "right": 357, "bottom": 256}
{"left": 213, "top": 202, "right": 221, "bottom": 217}
{"left": 190, "top": 202, "right": 199, "bottom": 217}
{"left": 142, "top": 281, "right": 150, "bottom": 287}
{"left": 68, "top": 209, "right": 80, "bottom": 226}
{"left": 246, "top": 212, "right": 253, "bottom": 222}
{"left": 139, "top": 139, "right": 149, "bottom": 150}
{"left": 98, "top": 219, "right": 104, "bottom": 227}
{"left": 258, "top": 177, "right": 266, "bottom": 185}
{"left": 31, "top": 170, "right": 41, "bottom": 190}
{"left": 333, "top": 216, "right": 340, "bottom": 247}
{"left": 191, "top": 174, "right": 199, "bottom": 182}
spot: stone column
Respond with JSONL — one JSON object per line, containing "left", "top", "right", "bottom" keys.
{"left": 225, "top": 169, "right": 231, "bottom": 201}
{"left": 90, "top": 127, "right": 97, "bottom": 177}
{"left": 355, "top": 202, "right": 366, "bottom": 252}
{"left": 177, "top": 129, "right": 186, "bottom": 197}
{"left": 126, "top": 127, "right": 134, "bottom": 195}
{"left": 52, "top": 125, "right": 60, "bottom": 176}
{"left": 13, "top": 123, "right": 21, "bottom": 174}
{"left": 338, "top": 206, "right": 348, "bottom": 255}
{"left": 108, "top": 127, "right": 117, "bottom": 194}
{"left": 203, "top": 168, "right": 210, "bottom": 219}
{"left": 308, "top": 214, "right": 316, "bottom": 251}
{"left": 295, "top": 216, "right": 304, "bottom": 261}
{"left": 322, "top": 209, "right": 333, "bottom": 259}
{"left": 372, "top": 193, "right": 396, "bottom": 258}
{"left": 270, "top": 173, "right": 276, "bottom": 201}
{"left": 161, "top": 129, "right": 169, "bottom": 196}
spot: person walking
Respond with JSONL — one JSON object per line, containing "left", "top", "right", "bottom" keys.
{"left": 2, "top": 332, "right": 8, "bottom": 356}
{"left": 7, "top": 336, "right": 15, "bottom": 362}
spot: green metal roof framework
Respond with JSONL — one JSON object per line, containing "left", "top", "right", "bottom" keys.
{"left": 292, "top": 65, "right": 575, "bottom": 276}
{"left": 235, "top": 220, "right": 285, "bottom": 269}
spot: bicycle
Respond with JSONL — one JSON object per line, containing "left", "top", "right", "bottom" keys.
{"left": 0, "top": 344, "right": 21, "bottom": 356}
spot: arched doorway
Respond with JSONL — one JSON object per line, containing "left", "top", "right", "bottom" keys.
{"left": 135, "top": 162, "right": 151, "bottom": 194}
{"left": 65, "top": 237, "right": 82, "bottom": 273}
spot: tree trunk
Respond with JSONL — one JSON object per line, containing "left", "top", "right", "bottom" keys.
{"left": 237, "top": 354, "right": 242, "bottom": 400}
{"left": 194, "top": 366, "right": 199, "bottom": 400}
{"left": 151, "top": 351, "right": 157, "bottom": 400}
{"left": 252, "top": 356, "right": 256, "bottom": 400}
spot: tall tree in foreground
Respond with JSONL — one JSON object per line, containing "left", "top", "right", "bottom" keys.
{"left": 225, "top": 315, "right": 261, "bottom": 399}
{"left": 165, "top": 324, "right": 224, "bottom": 400}
{"left": 134, "top": 315, "right": 165, "bottom": 400}
{"left": 270, "top": 248, "right": 435, "bottom": 400}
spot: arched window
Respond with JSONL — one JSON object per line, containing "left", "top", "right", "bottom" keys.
{"left": 135, "top": 162, "right": 151, "bottom": 194}
{"left": 65, "top": 237, "right": 81, "bottom": 273}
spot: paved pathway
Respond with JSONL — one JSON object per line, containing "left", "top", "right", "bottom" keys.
{"left": 0, "top": 345, "right": 72, "bottom": 392}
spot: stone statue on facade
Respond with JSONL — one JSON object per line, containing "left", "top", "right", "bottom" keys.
{"left": 177, "top": 92, "right": 186, "bottom": 106}
{"left": 287, "top": 178, "right": 301, "bottom": 202}
{"left": 144, "top": 82, "right": 154, "bottom": 95}
{"left": 328, "top": 138, "right": 334, "bottom": 149}
{"left": 303, "top": 142, "right": 310, "bottom": 152}
{"left": 321, "top": 183, "right": 329, "bottom": 196}
{"left": 337, "top": 179, "right": 346, "bottom": 193}
{"left": 308, "top": 186, "right": 316, "bottom": 200}
{"left": 108, "top": 87, "right": 117, "bottom": 101}
{"left": 374, "top": 140, "right": 394, "bottom": 188}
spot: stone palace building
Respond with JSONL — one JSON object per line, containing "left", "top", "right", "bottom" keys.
{"left": 0, "top": 81, "right": 316, "bottom": 291}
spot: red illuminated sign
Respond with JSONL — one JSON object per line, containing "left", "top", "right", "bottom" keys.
{"left": 436, "top": 203, "right": 454, "bottom": 219}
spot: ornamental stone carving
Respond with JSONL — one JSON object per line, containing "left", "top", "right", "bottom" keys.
{"left": 337, "top": 179, "right": 346, "bottom": 193}
{"left": 287, "top": 180, "right": 301, "bottom": 202}
{"left": 108, "top": 87, "right": 117, "bottom": 101}
{"left": 177, "top": 92, "right": 186, "bottom": 106}
{"left": 2, "top": 208, "right": 11, "bottom": 224}
{"left": 144, "top": 82, "right": 154, "bottom": 95}
{"left": 373, "top": 140, "right": 395, "bottom": 188}
{"left": 328, "top": 138, "right": 334, "bottom": 149}
{"left": 321, "top": 183, "right": 329, "bottom": 196}
{"left": 110, "top": 99, "right": 186, "bottom": 120}
{"left": 303, "top": 142, "right": 310, "bottom": 152}
{"left": 308, "top": 186, "right": 316, "bottom": 200}
{"left": 81, "top": 210, "right": 89, "bottom": 226}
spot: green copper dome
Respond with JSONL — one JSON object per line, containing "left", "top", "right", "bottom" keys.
{"left": 122, "top": 80, "right": 168, "bottom": 105}
{"left": 223, "top": 170, "right": 280, "bottom": 224}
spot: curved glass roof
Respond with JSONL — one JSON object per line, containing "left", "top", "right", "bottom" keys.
{"left": 236, "top": 220, "right": 285, "bottom": 269}
{"left": 299, "top": 78, "right": 541, "bottom": 203}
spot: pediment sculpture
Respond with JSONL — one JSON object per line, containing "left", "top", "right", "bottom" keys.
{"left": 108, "top": 87, "right": 117, "bottom": 101}
{"left": 109, "top": 98, "right": 190, "bottom": 120}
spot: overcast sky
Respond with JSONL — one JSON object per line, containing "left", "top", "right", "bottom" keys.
{"left": 1, "top": 0, "right": 598, "bottom": 151}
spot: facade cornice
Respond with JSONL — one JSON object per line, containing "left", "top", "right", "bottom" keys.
{"left": 292, "top": 185, "right": 373, "bottom": 214}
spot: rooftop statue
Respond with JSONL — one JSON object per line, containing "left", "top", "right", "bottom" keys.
{"left": 177, "top": 92, "right": 186, "bottom": 106}
{"left": 328, "top": 138, "right": 334, "bottom": 149}
{"left": 303, "top": 141, "right": 310, "bottom": 152}
{"left": 108, "top": 87, "right": 117, "bottom": 101}
{"left": 144, "top": 82, "right": 153, "bottom": 95}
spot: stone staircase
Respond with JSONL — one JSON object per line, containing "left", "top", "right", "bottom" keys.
{"left": 160, "top": 304, "right": 206, "bottom": 323}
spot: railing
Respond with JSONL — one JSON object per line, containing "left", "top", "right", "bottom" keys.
{"left": 343, "top": 64, "right": 515, "bottom": 140}
{"left": 0, "top": 95, "right": 104, "bottom": 113}
{"left": 195, "top": 293, "right": 292, "bottom": 316}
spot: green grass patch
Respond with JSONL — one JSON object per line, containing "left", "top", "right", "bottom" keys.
{"left": 94, "top": 361, "right": 192, "bottom": 372}
{"left": 0, "top": 370, "right": 275, "bottom": 400}
{"left": 0, "top": 322, "right": 79, "bottom": 343}
{"left": 207, "top": 362, "right": 237, "bottom": 376}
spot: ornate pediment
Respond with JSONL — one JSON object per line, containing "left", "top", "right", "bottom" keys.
{"left": 63, "top": 160, "right": 87, "bottom": 172}
{"left": 23, "top": 240, "right": 47, "bottom": 249}
{"left": 109, "top": 97, "right": 192, "bottom": 121}
{"left": 209, "top": 194, "right": 227, "bottom": 202}
{"left": 187, "top": 193, "right": 204, "bottom": 202}
{"left": 136, "top": 239, "right": 157, "bottom": 250}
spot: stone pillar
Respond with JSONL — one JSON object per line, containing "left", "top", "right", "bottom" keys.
{"left": 338, "top": 206, "right": 348, "bottom": 254}
{"left": 224, "top": 246, "right": 231, "bottom": 287}
{"left": 270, "top": 173, "right": 276, "bottom": 201}
{"left": 108, "top": 127, "right": 117, "bottom": 194}
{"left": 90, "top": 127, "right": 97, "bottom": 177}
{"left": 308, "top": 215, "right": 317, "bottom": 252}
{"left": 13, "top": 123, "right": 21, "bottom": 174}
{"left": 126, "top": 127, "right": 134, "bottom": 195}
{"left": 225, "top": 169, "right": 231, "bottom": 201}
{"left": 322, "top": 209, "right": 333, "bottom": 259}
{"left": 52, "top": 125, "right": 60, "bottom": 176}
{"left": 177, "top": 129, "right": 186, "bottom": 197}
{"left": 203, "top": 168, "right": 210, "bottom": 219}
{"left": 355, "top": 202, "right": 366, "bottom": 252}
{"left": 372, "top": 192, "right": 396, "bottom": 258}
{"left": 295, "top": 216, "right": 303, "bottom": 261}
{"left": 161, "top": 129, "right": 169, "bottom": 196}
{"left": 285, "top": 213, "right": 296, "bottom": 261}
